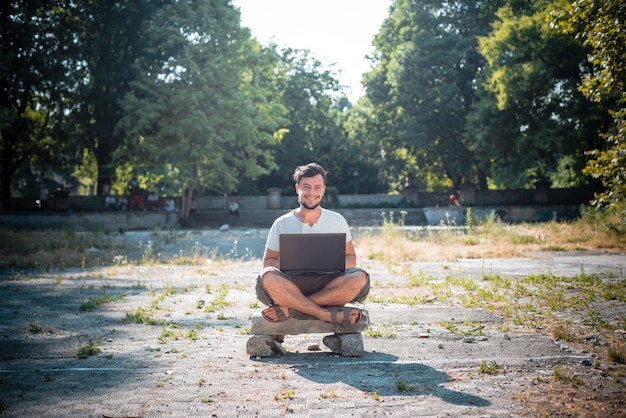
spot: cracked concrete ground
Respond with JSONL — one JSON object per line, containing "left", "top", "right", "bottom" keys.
{"left": 0, "top": 229, "right": 624, "bottom": 417}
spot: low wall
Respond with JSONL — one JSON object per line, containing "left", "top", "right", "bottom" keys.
{"left": 9, "top": 186, "right": 599, "bottom": 213}
{"left": 0, "top": 211, "right": 178, "bottom": 231}
{"left": 423, "top": 205, "right": 581, "bottom": 225}
{"left": 0, "top": 205, "right": 583, "bottom": 231}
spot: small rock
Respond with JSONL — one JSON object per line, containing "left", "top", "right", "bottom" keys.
{"left": 307, "top": 344, "right": 320, "bottom": 351}
{"left": 418, "top": 333, "right": 429, "bottom": 338}
{"left": 503, "top": 334, "right": 511, "bottom": 340}
{"left": 438, "top": 343, "right": 444, "bottom": 349}
{"left": 477, "top": 336, "right": 488, "bottom": 341}
{"left": 462, "top": 336, "right": 475, "bottom": 343}
{"left": 581, "top": 360, "right": 593, "bottom": 367}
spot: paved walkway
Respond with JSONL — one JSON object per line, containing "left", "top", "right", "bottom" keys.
{"left": 1, "top": 238, "right": 624, "bottom": 416}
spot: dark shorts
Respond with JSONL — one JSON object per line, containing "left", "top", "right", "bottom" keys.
{"left": 255, "top": 267, "right": 370, "bottom": 306}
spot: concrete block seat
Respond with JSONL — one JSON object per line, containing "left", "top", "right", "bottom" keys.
{"left": 246, "top": 307, "right": 369, "bottom": 357}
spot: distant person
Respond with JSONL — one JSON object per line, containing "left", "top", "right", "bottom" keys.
{"left": 117, "top": 195, "right": 129, "bottom": 211}
{"left": 131, "top": 193, "right": 143, "bottom": 211}
{"left": 449, "top": 194, "right": 460, "bottom": 207}
{"left": 38, "top": 185, "right": 49, "bottom": 211}
{"left": 105, "top": 194, "right": 117, "bottom": 211}
{"left": 228, "top": 200, "right": 239, "bottom": 218}
{"left": 147, "top": 191, "right": 159, "bottom": 211}
{"left": 162, "top": 197, "right": 175, "bottom": 212}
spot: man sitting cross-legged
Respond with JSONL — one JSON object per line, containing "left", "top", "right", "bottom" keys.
{"left": 255, "top": 162, "right": 370, "bottom": 324}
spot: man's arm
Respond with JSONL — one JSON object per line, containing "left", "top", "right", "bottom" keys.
{"left": 262, "top": 247, "right": 280, "bottom": 269}
{"left": 345, "top": 240, "right": 357, "bottom": 269}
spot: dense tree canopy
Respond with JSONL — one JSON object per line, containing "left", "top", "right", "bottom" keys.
{"left": 1, "top": 0, "right": 623, "bottom": 217}
{"left": 1, "top": 0, "right": 84, "bottom": 208}
{"left": 362, "top": 0, "right": 505, "bottom": 192}
{"left": 115, "top": 0, "right": 286, "bottom": 218}
{"left": 552, "top": 0, "right": 626, "bottom": 217}
{"left": 470, "top": 1, "right": 608, "bottom": 188}
{"left": 73, "top": 0, "right": 171, "bottom": 195}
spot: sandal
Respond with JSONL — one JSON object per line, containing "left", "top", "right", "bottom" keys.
{"left": 261, "top": 304, "right": 291, "bottom": 322}
{"left": 261, "top": 305, "right": 313, "bottom": 322}
{"left": 327, "top": 306, "right": 363, "bottom": 325}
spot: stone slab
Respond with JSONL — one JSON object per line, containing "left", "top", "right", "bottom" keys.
{"left": 250, "top": 308, "right": 369, "bottom": 336}
{"left": 322, "top": 333, "right": 365, "bottom": 356}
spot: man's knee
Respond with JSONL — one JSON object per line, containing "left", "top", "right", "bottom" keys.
{"left": 259, "top": 267, "right": 283, "bottom": 289}
{"left": 345, "top": 268, "right": 370, "bottom": 302}
{"left": 255, "top": 267, "right": 285, "bottom": 305}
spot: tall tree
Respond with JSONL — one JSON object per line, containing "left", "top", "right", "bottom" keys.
{"left": 471, "top": 2, "right": 608, "bottom": 188}
{"left": 254, "top": 48, "right": 349, "bottom": 193}
{"left": 0, "top": 0, "right": 83, "bottom": 208}
{"left": 363, "top": 0, "right": 504, "bottom": 193}
{"left": 73, "top": 0, "right": 170, "bottom": 194}
{"left": 115, "top": 0, "right": 286, "bottom": 219}
{"left": 552, "top": 0, "right": 626, "bottom": 217}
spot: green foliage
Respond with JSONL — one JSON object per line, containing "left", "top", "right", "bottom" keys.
{"left": 363, "top": 0, "right": 506, "bottom": 191}
{"left": 478, "top": 359, "right": 503, "bottom": 375}
{"left": 114, "top": 1, "right": 288, "bottom": 218}
{"left": 471, "top": 2, "right": 607, "bottom": 188}
{"left": 552, "top": 0, "right": 626, "bottom": 216}
{"left": 4, "top": 0, "right": 624, "bottom": 202}
{"left": 1, "top": 0, "right": 85, "bottom": 206}
{"left": 77, "top": 339, "right": 101, "bottom": 359}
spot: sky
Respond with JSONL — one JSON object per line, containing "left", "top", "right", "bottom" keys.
{"left": 232, "top": 0, "right": 392, "bottom": 103}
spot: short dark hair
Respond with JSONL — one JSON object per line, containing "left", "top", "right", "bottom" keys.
{"left": 293, "top": 163, "right": 327, "bottom": 185}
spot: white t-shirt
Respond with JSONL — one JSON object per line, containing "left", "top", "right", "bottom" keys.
{"left": 265, "top": 207, "right": 352, "bottom": 252}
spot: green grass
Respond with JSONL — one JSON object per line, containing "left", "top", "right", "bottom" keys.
{"left": 77, "top": 339, "right": 101, "bottom": 359}
{"left": 79, "top": 291, "right": 126, "bottom": 312}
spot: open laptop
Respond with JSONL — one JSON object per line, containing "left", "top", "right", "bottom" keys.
{"left": 279, "top": 233, "right": 346, "bottom": 274}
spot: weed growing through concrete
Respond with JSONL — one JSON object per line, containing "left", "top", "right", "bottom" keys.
{"left": 608, "top": 344, "right": 625, "bottom": 364}
{"left": 76, "top": 338, "right": 101, "bottom": 359}
{"left": 552, "top": 323, "right": 578, "bottom": 343}
{"left": 363, "top": 323, "right": 398, "bottom": 338}
{"left": 477, "top": 360, "right": 504, "bottom": 375}
{"left": 320, "top": 388, "right": 337, "bottom": 399}
{"left": 395, "top": 378, "right": 422, "bottom": 392}
{"left": 372, "top": 390, "right": 380, "bottom": 401}
{"left": 28, "top": 312, "right": 43, "bottom": 333}
{"left": 553, "top": 367, "right": 583, "bottom": 386}
{"left": 123, "top": 307, "right": 161, "bottom": 325}
{"left": 203, "top": 284, "right": 233, "bottom": 313}
{"left": 274, "top": 390, "right": 295, "bottom": 400}
{"left": 79, "top": 291, "right": 126, "bottom": 312}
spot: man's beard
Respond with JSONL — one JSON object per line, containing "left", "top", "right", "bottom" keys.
{"left": 299, "top": 198, "right": 320, "bottom": 210}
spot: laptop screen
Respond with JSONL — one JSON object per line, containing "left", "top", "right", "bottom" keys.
{"left": 279, "top": 233, "right": 346, "bottom": 274}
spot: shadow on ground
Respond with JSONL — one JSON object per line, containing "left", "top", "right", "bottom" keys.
{"left": 253, "top": 351, "right": 490, "bottom": 406}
